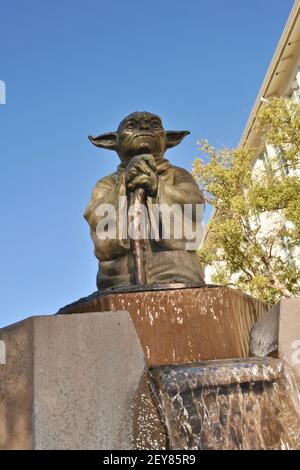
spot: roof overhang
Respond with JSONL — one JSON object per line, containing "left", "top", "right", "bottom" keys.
{"left": 203, "top": 1, "right": 300, "bottom": 242}
{"left": 240, "top": 0, "right": 300, "bottom": 149}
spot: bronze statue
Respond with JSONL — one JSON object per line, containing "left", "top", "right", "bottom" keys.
{"left": 84, "top": 112, "right": 205, "bottom": 290}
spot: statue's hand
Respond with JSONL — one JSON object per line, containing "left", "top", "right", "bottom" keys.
{"left": 126, "top": 155, "right": 158, "bottom": 196}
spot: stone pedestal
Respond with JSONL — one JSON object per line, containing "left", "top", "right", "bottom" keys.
{"left": 0, "top": 312, "right": 166, "bottom": 450}
{"left": 250, "top": 297, "right": 300, "bottom": 388}
{"left": 59, "top": 287, "right": 267, "bottom": 366}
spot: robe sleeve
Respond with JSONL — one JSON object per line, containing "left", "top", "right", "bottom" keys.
{"left": 154, "top": 167, "right": 205, "bottom": 251}
{"left": 84, "top": 173, "right": 130, "bottom": 261}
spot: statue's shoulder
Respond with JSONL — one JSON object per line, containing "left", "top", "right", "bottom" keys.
{"left": 167, "top": 164, "right": 194, "bottom": 178}
{"left": 92, "top": 171, "right": 119, "bottom": 190}
{"left": 170, "top": 164, "right": 190, "bottom": 173}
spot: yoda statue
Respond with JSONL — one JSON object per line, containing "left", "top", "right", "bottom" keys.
{"left": 84, "top": 112, "right": 205, "bottom": 290}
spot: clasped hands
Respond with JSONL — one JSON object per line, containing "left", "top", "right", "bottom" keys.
{"left": 125, "top": 155, "right": 158, "bottom": 197}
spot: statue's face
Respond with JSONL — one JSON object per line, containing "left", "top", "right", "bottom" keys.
{"left": 88, "top": 112, "right": 189, "bottom": 161}
{"left": 117, "top": 112, "right": 166, "bottom": 162}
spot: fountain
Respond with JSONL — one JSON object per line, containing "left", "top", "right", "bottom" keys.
{"left": 58, "top": 112, "right": 300, "bottom": 449}
{"left": 1, "top": 112, "right": 299, "bottom": 449}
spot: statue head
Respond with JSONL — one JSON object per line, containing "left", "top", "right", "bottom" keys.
{"left": 88, "top": 112, "right": 190, "bottom": 164}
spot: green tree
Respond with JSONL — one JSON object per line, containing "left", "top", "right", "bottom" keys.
{"left": 193, "top": 97, "right": 300, "bottom": 303}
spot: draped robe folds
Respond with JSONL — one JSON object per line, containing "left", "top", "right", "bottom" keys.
{"left": 84, "top": 157, "right": 206, "bottom": 289}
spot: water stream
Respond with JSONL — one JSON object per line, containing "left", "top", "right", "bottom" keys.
{"left": 150, "top": 357, "right": 300, "bottom": 450}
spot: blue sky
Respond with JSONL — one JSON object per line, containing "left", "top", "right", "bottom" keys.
{"left": 0, "top": 0, "right": 294, "bottom": 327}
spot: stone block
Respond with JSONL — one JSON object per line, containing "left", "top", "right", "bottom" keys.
{"left": 250, "top": 298, "right": 300, "bottom": 388}
{"left": 250, "top": 303, "right": 279, "bottom": 357}
{"left": 0, "top": 311, "right": 166, "bottom": 450}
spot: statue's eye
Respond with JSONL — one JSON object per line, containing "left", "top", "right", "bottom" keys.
{"left": 151, "top": 120, "right": 161, "bottom": 128}
{"left": 127, "top": 121, "right": 136, "bottom": 128}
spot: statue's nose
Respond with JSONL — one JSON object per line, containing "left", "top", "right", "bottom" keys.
{"left": 140, "top": 121, "right": 150, "bottom": 130}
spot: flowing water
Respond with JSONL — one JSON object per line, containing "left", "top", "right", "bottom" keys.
{"left": 150, "top": 357, "right": 300, "bottom": 450}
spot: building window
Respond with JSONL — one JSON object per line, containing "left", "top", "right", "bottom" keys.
{"left": 293, "top": 87, "right": 300, "bottom": 103}
{"left": 274, "top": 148, "right": 289, "bottom": 175}
{"left": 288, "top": 75, "right": 300, "bottom": 103}
{"left": 280, "top": 235, "right": 295, "bottom": 263}
{"left": 258, "top": 149, "right": 268, "bottom": 166}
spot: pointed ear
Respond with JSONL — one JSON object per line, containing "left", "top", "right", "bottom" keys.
{"left": 166, "top": 131, "right": 190, "bottom": 149}
{"left": 88, "top": 132, "right": 118, "bottom": 151}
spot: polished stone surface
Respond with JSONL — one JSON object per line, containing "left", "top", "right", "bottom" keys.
{"left": 250, "top": 297, "right": 300, "bottom": 388}
{"left": 0, "top": 311, "right": 166, "bottom": 450}
{"left": 59, "top": 286, "right": 267, "bottom": 366}
{"left": 250, "top": 303, "right": 280, "bottom": 356}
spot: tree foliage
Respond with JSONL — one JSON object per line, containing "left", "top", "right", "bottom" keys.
{"left": 193, "top": 97, "right": 300, "bottom": 303}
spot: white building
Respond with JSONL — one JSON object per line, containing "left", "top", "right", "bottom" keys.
{"left": 204, "top": 0, "right": 300, "bottom": 284}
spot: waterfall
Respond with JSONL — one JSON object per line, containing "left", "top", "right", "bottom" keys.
{"left": 149, "top": 357, "right": 300, "bottom": 450}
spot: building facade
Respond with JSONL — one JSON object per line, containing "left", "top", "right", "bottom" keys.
{"left": 204, "top": 0, "right": 300, "bottom": 284}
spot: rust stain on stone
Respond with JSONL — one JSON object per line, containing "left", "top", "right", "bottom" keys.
{"left": 59, "top": 287, "right": 267, "bottom": 366}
